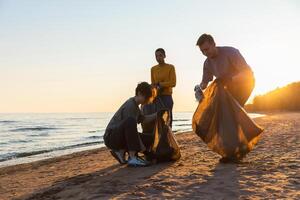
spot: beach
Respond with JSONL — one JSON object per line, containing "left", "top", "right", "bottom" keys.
{"left": 0, "top": 112, "right": 299, "bottom": 200}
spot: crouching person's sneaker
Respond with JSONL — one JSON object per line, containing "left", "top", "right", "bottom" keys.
{"left": 128, "top": 157, "right": 150, "bottom": 167}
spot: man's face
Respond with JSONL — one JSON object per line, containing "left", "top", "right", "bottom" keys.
{"left": 199, "top": 41, "right": 217, "bottom": 58}
{"left": 137, "top": 92, "right": 149, "bottom": 105}
{"left": 155, "top": 51, "right": 165, "bottom": 64}
{"left": 140, "top": 96, "right": 147, "bottom": 105}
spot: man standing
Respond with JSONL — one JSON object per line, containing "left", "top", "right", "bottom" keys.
{"left": 151, "top": 48, "right": 176, "bottom": 127}
{"left": 196, "top": 34, "right": 255, "bottom": 107}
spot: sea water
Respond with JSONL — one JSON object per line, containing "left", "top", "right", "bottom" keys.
{"left": 0, "top": 112, "right": 263, "bottom": 167}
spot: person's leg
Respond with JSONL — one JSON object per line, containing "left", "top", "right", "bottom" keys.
{"left": 108, "top": 117, "right": 148, "bottom": 166}
{"left": 104, "top": 130, "right": 125, "bottom": 151}
{"left": 221, "top": 78, "right": 255, "bottom": 163}
{"left": 122, "top": 117, "right": 146, "bottom": 153}
{"left": 105, "top": 121, "right": 129, "bottom": 164}
{"left": 240, "top": 83, "right": 254, "bottom": 106}
{"left": 227, "top": 79, "right": 255, "bottom": 107}
{"left": 158, "top": 95, "right": 174, "bottom": 127}
{"left": 107, "top": 123, "right": 127, "bottom": 151}
{"left": 121, "top": 117, "right": 150, "bottom": 166}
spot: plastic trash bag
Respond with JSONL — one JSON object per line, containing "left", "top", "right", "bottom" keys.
{"left": 141, "top": 97, "right": 167, "bottom": 134}
{"left": 192, "top": 81, "right": 263, "bottom": 159}
{"left": 141, "top": 101, "right": 181, "bottom": 162}
{"left": 151, "top": 109, "right": 181, "bottom": 161}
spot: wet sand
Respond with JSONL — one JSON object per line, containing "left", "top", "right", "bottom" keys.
{"left": 0, "top": 112, "right": 299, "bottom": 199}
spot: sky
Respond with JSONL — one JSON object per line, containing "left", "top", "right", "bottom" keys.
{"left": 0, "top": 0, "right": 299, "bottom": 113}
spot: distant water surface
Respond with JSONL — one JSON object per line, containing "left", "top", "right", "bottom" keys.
{"left": 0, "top": 112, "right": 264, "bottom": 167}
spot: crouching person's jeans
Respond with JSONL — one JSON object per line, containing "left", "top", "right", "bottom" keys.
{"left": 104, "top": 117, "right": 145, "bottom": 152}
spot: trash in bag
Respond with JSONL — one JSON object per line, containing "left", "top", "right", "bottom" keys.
{"left": 192, "top": 80, "right": 263, "bottom": 159}
{"left": 141, "top": 100, "right": 181, "bottom": 162}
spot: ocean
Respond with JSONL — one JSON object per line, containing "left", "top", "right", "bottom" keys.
{"left": 0, "top": 112, "right": 262, "bottom": 167}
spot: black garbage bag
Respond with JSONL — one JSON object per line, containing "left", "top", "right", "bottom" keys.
{"left": 151, "top": 109, "right": 181, "bottom": 161}
{"left": 192, "top": 81, "right": 263, "bottom": 159}
{"left": 141, "top": 100, "right": 181, "bottom": 162}
{"left": 141, "top": 100, "right": 158, "bottom": 134}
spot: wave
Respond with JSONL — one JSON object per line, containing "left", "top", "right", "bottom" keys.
{"left": 64, "top": 118, "right": 89, "bottom": 120}
{"left": 8, "top": 139, "right": 33, "bottom": 143}
{"left": 88, "top": 129, "right": 105, "bottom": 133}
{"left": 0, "top": 141, "right": 103, "bottom": 162}
{"left": 87, "top": 135, "right": 103, "bottom": 139}
{"left": 175, "top": 124, "right": 192, "bottom": 127}
{"left": 28, "top": 133, "right": 49, "bottom": 137}
{"left": 64, "top": 117, "right": 100, "bottom": 120}
{"left": 173, "top": 128, "right": 192, "bottom": 133}
{"left": 173, "top": 119, "right": 190, "bottom": 122}
{"left": 10, "top": 127, "right": 59, "bottom": 132}
{"left": 0, "top": 142, "right": 7, "bottom": 145}
{"left": 0, "top": 120, "right": 18, "bottom": 124}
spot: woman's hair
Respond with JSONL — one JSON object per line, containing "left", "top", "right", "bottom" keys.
{"left": 196, "top": 33, "right": 215, "bottom": 46}
{"left": 135, "top": 82, "right": 153, "bottom": 100}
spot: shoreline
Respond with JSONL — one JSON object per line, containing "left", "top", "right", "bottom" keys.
{"left": 1, "top": 112, "right": 299, "bottom": 199}
{"left": 0, "top": 130, "right": 193, "bottom": 172}
{"left": 0, "top": 130, "right": 191, "bottom": 169}
{"left": 0, "top": 113, "right": 265, "bottom": 168}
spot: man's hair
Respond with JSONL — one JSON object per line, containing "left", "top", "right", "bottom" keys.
{"left": 155, "top": 48, "right": 166, "bottom": 56}
{"left": 135, "top": 82, "right": 153, "bottom": 100}
{"left": 196, "top": 33, "right": 215, "bottom": 46}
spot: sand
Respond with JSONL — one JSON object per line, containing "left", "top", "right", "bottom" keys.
{"left": 0, "top": 112, "right": 299, "bottom": 200}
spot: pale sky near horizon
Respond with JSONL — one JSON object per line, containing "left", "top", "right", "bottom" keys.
{"left": 0, "top": 0, "right": 299, "bottom": 113}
